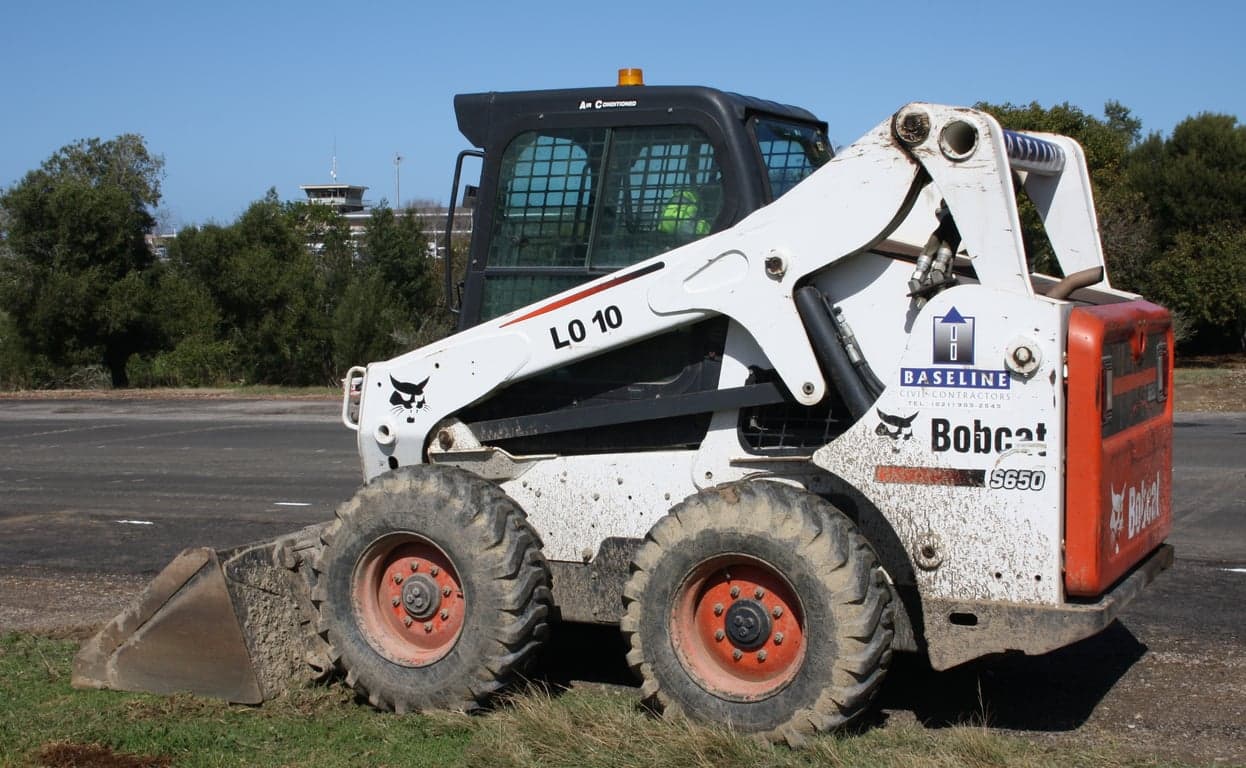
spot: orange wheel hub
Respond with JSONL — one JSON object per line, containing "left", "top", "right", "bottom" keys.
{"left": 671, "top": 556, "right": 804, "bottom": 701}
{"left": 353, "top": 534, "right": 464, "bottom": 667}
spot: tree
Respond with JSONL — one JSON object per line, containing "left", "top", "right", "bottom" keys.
{"left": 335, "top": 202, "right": 447, "bottom": 360}
{"left": 359, "top": 203, "right": 437, "bottom": 313}
{"left": 1115, "top": 112, "right": 1246, "bottom": 349}
{"left": 164, "top": 190, "right": 337, "bottom": 385}
{"left": 1145, "top": 226, "right": 1246, "bottom": 349}
{"left": 0, "top": 135, "right": 164, "bottom": 386}
{"left": 976, "top": 101, "right": 1142, "bottom": 276}
{"left": 977, "top": 100, "right": 1140, "bottom": 187}
{"left": 1124, "top": 112, "right": 1246, "bottom": 247}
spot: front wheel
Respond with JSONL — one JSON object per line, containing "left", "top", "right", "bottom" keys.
{"left": 314, "top": 465, "right": 551, "bottom": 713}
{"left": 621, "top": 481, "right": 894, "bottom": 742}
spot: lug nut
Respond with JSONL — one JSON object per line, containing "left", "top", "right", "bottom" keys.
{"left": 430, "top": 567, "right": 440, "bottom": 577}
{"left": 423, "top": 622, "right": 433, "bottom": 632}
{"left": 775, "top": 632, "right": 785, "bottom": 645}
{"left": 713, "top": 603, "right": 724, "bottom": 616}
{"left": 772, "top": 606, "right": 783, "bottom": 618}
{"left": 403, "top": 617, "right": 413, "bottom": 627}
{"left": 442, "top": 586, "right": 452, "bottom": 597}
{"left": 729, "top": 586, "right": 740, "bottom": 599}
{"left": 440, "top": 609, "right": 449, "bottom": 620}
{"left": 757, "top": 650, "right": 768, "bottom": 662}
{"left": 754, "top": 587, "right": 765, "bottom": 599}
{"left": 392, "top": 573, "right": 404, "bottom": 584}
{"left": 715, "top": 630, "right": 725, "bottom": 641}
{"left": 410, "top": 561, "right": 419, "bottom": 571}
{"left": 732, "top": 649, "right": 743, "bottom": 661}
{"left": 392, "top": 597, "right": 401, "bottom": 607}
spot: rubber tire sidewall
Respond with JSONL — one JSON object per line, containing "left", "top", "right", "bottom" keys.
{"left": 319, "top": 466, "right": 543, "bottom": 711}
{"left": 637, "top": 529, "right": 838, "bottom": 732}
{"left": 626, "top": 481, "right": 893, "bottom": 737}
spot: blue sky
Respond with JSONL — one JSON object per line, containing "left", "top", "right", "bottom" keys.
{"left": 3, "top": 0, "right": 1242, "bottom": 229}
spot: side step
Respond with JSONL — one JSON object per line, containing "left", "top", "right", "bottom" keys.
{"left": 72, "top": 524, "right": 331, "bottom": 703}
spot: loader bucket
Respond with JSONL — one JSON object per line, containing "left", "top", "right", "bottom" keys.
{"left": 73, "top": 524, "right": 331, "bottom": 703}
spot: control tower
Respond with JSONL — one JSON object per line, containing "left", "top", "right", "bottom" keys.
{"left": 299, "top": 183, "right": 368, "bottom": 213}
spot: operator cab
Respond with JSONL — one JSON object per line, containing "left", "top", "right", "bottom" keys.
{"left": 449, "top": 70, "right": 832, "bottom": 327}
{"left": 444, "top": 71, "right": 833, "bottom": 455}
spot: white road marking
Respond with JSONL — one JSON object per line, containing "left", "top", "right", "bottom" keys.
{"left": 1221, "top": 568, "right": 1246, "bottom": 574}
{"left": 115, "top": 520, "right": 154, "bottom": 526}
{"left": 274, "top": 502, "right": 311, "bottom": 507}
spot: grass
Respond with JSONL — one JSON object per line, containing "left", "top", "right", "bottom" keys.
{"left": 1173, "top": 363, "right": 1246, "bottom": 412}
{"left": 0, "top": 634, "right": 1193, "bottom": 768}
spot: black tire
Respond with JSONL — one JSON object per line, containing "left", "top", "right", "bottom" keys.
{"left": 621, "top": 481, "right": 894, "bottom": 743}
{"left": 313, "top": 465, "right": 551, "bottom": 713}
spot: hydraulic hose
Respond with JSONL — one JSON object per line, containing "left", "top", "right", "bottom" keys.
{"left": 795, "top": 286, "right": 875, "bottom": 420}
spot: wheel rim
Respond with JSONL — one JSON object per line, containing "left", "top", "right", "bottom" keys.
{"left": 353, "top": 533, "right": 465, "bottom": 667}
{"left": 671, "top": 555, "right": 805, "bottom": 701}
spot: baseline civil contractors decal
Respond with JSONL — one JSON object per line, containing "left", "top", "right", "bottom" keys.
{"left": 900, "top": 307, "right": 1011, "bottom": 390}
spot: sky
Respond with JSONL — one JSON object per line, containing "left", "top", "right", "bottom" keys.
{"left": 3, "top": 0, "right": 1243, "bottom": 230}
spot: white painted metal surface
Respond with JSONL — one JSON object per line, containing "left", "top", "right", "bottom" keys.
{"left": 347, "top": 102, "right": 1125, "bottom": 607}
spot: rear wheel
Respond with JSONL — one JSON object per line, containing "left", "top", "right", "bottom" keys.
{"left": 314, "top": 465, "right": 550, "bottom": 713}
{"left": 622, "top": 481, "right": 894, "bottom": 742}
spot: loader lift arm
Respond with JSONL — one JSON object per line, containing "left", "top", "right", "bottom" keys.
{"left": 352, "top": 104, "right": 1055, "bottom": 481}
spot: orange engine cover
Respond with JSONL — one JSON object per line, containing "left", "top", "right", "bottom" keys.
{"left": 1065, "top": 301, "right": 1173, "bottom": 597}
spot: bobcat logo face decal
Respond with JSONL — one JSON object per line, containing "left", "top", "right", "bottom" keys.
{"left": 1108, "top": 484, "right": 1126, "bottom": 553}
{"left": 875, "top": 409, "right": 918, "bottom": 452}
{"left": 389, "top": 375, "right": 430, "bottom": 423}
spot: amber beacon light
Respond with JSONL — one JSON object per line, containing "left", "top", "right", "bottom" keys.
{"left": 617, "top": 68, "right": 644, "bottom": 86}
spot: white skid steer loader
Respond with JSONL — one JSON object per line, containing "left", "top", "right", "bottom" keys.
{"left": 75, "top": 71, "right": 1174, "bottom": 742}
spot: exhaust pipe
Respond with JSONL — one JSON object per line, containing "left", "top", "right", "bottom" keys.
{"left": 72, "top": 524, "right": 332, "bottom": 703}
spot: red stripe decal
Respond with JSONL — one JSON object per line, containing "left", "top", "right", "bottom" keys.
{"left": 874, "top": 466, "right": 986, "bottom": 486}
{"left": 1111, "top": 368, "right": 1157, "bottom": 396}
{"left": 498, "top": 261, "right": 664, "bottom": 328}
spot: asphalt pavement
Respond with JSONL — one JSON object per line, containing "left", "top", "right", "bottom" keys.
{"left": 0, "top": 398, "right": 360, "bottom": 575}
{"left": 0, "top": 398, "right": 1239, "bottom": 573}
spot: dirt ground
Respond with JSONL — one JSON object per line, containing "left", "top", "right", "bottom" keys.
{"left": 1174, "top": 354, "right": 1246, "bottom": 412}
{"left": 9, "top": 562, "right": 1240, "bottom": 764}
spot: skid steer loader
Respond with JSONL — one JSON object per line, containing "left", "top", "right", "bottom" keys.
{"left": 74, "top": 70, "right": 1174, "bottom": 740}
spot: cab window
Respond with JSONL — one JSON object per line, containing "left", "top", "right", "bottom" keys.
{"left": 753, "top": 117, "right": 831, "bottom": 200}
{"left": 482, "top": 125, "right": 722, "bottom": 320}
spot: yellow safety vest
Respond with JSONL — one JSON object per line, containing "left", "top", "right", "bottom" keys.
{"left": 658, "top": 189, "right": 711, "bottom": 236}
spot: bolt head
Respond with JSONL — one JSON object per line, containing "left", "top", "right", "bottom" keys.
{"left": 774, "top": 632, "right": 784, "bottom": 645}
{"left": 423, "top": 622, "right": 433, "bottom": 632}
{"left": 757, "top": 650, "right": 768, "bottom": 662}
{"left": 403, "top": 616, "right": 413, "bottom": 627}
{"left": 392, "top": 597, "right": 401, "bottom": 607}
{"left": 754, "top": 587, "right": 765, "bottom": 599}
{"left": 1013, "top": 346, "right": 1033, "bottom": 365}
{"left": 715, "top": 629, "right": 725, "bottom": 641}
{"left": 442, "top": 586, "right": 452, "bottom": 597}
{"left": 713, "top": 603, "right": 724, "bottom": 616}
{"left": 439, "top": 609, "right": 449, "bottom": 621}
{"left": 392, "top": 573, "right": 404, "bottom": 584}
{"left": 732, "top": 649, "right": 743, "bottom": 661}
{"left": 430, "top": 566, "right": 440, "bottom": 577}
{"left": 729, "top": 586, "right": 741, "bottom": 599}
{"left": 772, "top": 605, "right": 783, "bottom": 618}
{"left": 410, "top": 561, "right": 419, "bottom": 571}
